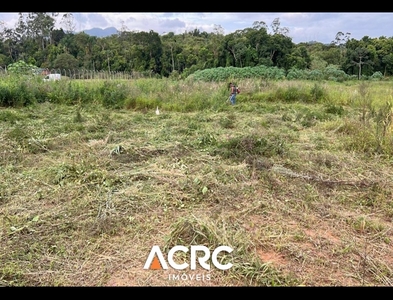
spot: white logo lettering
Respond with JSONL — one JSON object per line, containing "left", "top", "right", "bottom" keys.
{"left": 144, "top": 245, "right": 233, "bottom": 271}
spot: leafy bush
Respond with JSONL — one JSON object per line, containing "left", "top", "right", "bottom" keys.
{"left": 307, "top": 69, "right": 323, "bottom": 81}
{"left": 370, "top": 71, "right": 383, "bottom": 81}
{"left": 323, "top": 65, "right": 350, "bottom": 82}
{"left": 7, "top": 60, "right": 38, "bottom": 75}
{"left": 189, "top": 65, "right": 286, "bottom": 82}
{"left": 286, "top": 68, "right": 308, "bottom": 80}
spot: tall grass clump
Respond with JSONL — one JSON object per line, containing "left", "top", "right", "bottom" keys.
{"left": 99, "top": 81, "right": 129, "bottom": 109}
{"left": 0, "top": 75, "right": 45, "bottom": 107}
{"left": 374, "top": 101, "right": 393, "bottom": 154}
{"left": 268, "top": 84, "right": 310, "bottom": 103}
{"left": 47, "top": 80, "right": 91, "bottom": 105}
{"left": 0, "top": 83, "right": 13, "bottom": 107}
{"left": 0, "top": 109, "right": 24, "bottom": 124}
{"left": 214, "top": 134, "right": 286, "bottom": 162}
{"left": 310, "top": 83, "right": 328, "bottom": 102}
{"left": 262, "top": 81, "right": 329, "bottom": 104}
{"left": 339, "top": 82, "right": 393, "bottom": 156}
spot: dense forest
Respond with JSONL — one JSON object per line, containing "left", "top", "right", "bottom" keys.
{"left": 1, "top": 13, "right": 393, "bottom": 79}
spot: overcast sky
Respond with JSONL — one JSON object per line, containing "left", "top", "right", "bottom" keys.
{"left": 1, "top": 12, "right": 393, "bottom": 44}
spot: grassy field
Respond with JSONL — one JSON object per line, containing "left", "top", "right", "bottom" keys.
{"left": 1, "top": 79, "right": 393, "bottom": 286}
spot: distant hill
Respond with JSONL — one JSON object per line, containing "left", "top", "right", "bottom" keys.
{"left": 81, "top": 27, "right": 118, "bottom": 37}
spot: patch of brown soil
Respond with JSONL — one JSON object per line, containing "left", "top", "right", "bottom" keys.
{"left": 256, "top": 249, "right": 288, "bottom": 266}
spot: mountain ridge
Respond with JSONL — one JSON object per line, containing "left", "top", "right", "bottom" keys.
{"left": 80, "top": 27, "right": 118, "bottom": 37}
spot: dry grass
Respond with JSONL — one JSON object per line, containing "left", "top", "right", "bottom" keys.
{"left": 1, "top": 99, "right": 393, "bottom": 286}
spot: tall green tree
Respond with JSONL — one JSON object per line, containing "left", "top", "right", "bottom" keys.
{"left": 287, "top": 45, "right": 311, "bottom": 69}
{"left": 209, "top": 25, "right": 225, "bottom": 68}
{"left": 161, "top": 32, "right": 178, "bottom": 75}
{"left": 224, "top": 30, "right": 249, "bottom": 67}
{"left": 26, "top": 13, "right": 57, "bottom": 50}
{"left": 270, "top": 18, "right": 289, "bottom": 36}
{"left": 349, "top": 47, "right": 373, "bottom": 79}
{"left": 268, "top": 33, "right": 294, "bottom": 69}
{"left": 244, "top": 21, "right": 270, "bottom": 66}
{"left": 332, "top": 31, "right": 351, "bottom": 65}
{"left": 60, "top": 13, "right": 76, "bottom": 34}
{"left": 53, "top": 52, "right": 79, "bottom": 70}
{"left": 372, "top": 36, "right": 393, "bottom": 76}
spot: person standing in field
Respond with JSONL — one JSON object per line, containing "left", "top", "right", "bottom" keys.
{"left": 229, "top": 82, "right": 237, "bottom": 105}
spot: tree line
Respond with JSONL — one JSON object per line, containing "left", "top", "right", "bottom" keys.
{"left": 1, "top": 13, "right": 393, "bottom": 79}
